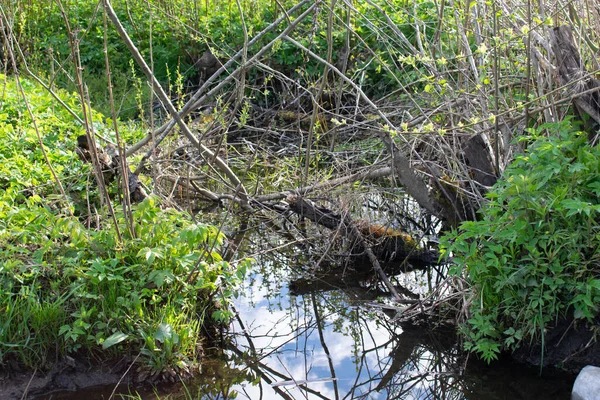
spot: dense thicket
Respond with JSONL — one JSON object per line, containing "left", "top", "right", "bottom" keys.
{"left": 2, "top": 0, "right": 600, "bottom": 369}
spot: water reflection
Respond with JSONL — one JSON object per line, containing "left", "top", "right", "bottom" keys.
{"left": 211, "top": 200, "right": 573, "bottom": 400}
{"left": 228, "top": 265, "right": 573, "bottom": 400}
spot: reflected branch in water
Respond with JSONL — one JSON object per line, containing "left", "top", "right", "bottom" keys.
{"left": 311, "top": 292, "right": 340, "bottom": 400}
{"left": 217, "top": 213, "right": 573, "bottom": 400}
{"left": 231, "top": 307, "right": 331, "bottom": 400}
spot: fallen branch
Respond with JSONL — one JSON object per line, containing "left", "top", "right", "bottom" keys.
{"left": 283, "top": 36, "right": 453, "bottom": 224}
{"left": 103, "top": 0, "right": 249, "bottom": 207}
{"left": 289, "top": 195, "right": 405, "bottom": 300}
{"left": 255, "top": 165, "right": 392, "bottom": 203}
{"left": 286, "top": 195, "right": 440, "bottom": 301}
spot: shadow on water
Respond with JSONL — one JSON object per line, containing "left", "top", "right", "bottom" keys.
{"left": 33, "top": 204, "right": 576, "bottom": 399}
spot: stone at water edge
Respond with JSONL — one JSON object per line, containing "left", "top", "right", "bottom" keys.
{"left": 572, "top": 366, "right": 600, "bottom": 400}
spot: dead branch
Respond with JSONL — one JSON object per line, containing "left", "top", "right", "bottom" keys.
{"left": 549, "top": 25, "right": 600, "bottom": 137}
{"left": 286, "top": 195, "right": 440, "bottom": 269}
{"left": 103, "top": 0, "right": 249, "bottom": 207}
{"left": 125, "top": 0, "right": 315, "bottom": 158}
{"left": 255, "top": 166, "right": 392, "bottom": 203}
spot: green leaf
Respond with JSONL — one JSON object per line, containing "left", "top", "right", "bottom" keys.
{"left": 154, "top": 323, "right": 173, "bottom": 343}
{"left": 102, "top": 332, "right": 128, "bottom": 350}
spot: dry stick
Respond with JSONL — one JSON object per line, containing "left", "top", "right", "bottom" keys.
{"left": 470, "top": 74, "right": 600, "bottom": 136}
{"left": 108, "top": 351, "right": 141, "bottom": 400}
{"left": 524, "top": 0, "right": 532, "bottom": 129}
{"left": 10, "top": 46, "right": 83, "bottom": 125}
{"left": 126, "top": 0, "right": 311, "bottom": 157}
{"left": 200, "top": 0, "right": 249, "bottom": 168}
{"left": 330, "top": 0, "right": 351, "bottom": 151}
{"left": 283, "top": 36, "right": 440, "bottom": 217}
{"left": 431, "top": 0, "right": 445, "bottom": 60}
{"left": 254, "top": 165, "right": 392, "bottom": 203}
{"left": 362, "top": 0, "right": 443, "bottom": 97}
{"left": 272, "top": 0, "right": 291, "bottom": 24}
{"left": 493, "top": 1, "right": 500, "bottom": 173}
{"left": 334, "top": 2, "right": 433, "bottom": 119}
{"left": 132, "top": 4, "right": 319, "bottom": 184}
{"left": 84, "top": 84, "right": 125, "bottom": 243}
{"left": 103, "top": 0, "right": 249, "bottom": 207}
{"left": 103, "top": 7, "right": 135, "bottom": 238}
{"left": 234, "top": 0, "right": 248, "bottom": 109}
{"left": 147, "top": 0, "right": 158, "bottom": 181}
{"left": 56, "top": 0, "right": 122, "bottom": 241}
{"left": 303, "top": 0, "right": 337, "bottom": 186}
{"left": 185, "top": 145, "right": 259, "bottom": 287}
{"left": 20, "top": 369, "right": 36, "bottom": 400}
{"left": 166, "top": 0, "right": 317, "bottom": 129}
{"left": 496, "top": 0, "right": 590, "bottom": 126}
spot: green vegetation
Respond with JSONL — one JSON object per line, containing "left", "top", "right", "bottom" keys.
{"left": 442, "top": 121, "right": 600, "bottom": 363}
{"left": 11, "top": 0, "right": 459, "bottom": 120}
{"left": 4, "top": 0, "right": 600, "bottom": 379}
{"left": 0, "top": 73, "right": 248, "bottom": 374}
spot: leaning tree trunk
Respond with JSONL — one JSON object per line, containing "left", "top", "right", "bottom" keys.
{"left": 550, "top": 25, "right": 600, "bottom": 141}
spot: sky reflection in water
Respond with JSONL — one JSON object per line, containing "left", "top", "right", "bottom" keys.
{"left": 230, "top": 266, "right": 466, "bottom": 400}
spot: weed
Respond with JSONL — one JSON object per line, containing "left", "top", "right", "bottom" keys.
{"left": 442, "top": 121, "right": 600, "bottom": 362}
{"left": 0, "top": 73, "right": 249, "bottom": 375}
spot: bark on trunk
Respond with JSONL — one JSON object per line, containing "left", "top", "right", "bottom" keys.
{"left": 550, "top": 26, "right": 600, "bottom": 139}
{"left": 286, "top": 195, "right": 440, "bottom": 268}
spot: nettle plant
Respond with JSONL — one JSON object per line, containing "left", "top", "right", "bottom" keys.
{"left": 442, "top": 120, "right": 600, "bottom": 363}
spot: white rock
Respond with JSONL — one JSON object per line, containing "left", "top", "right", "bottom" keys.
{"left": 573, "top": 366, "right": 600, "bottom": 400}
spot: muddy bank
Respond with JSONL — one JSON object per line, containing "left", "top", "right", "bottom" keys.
{"left": 512, "top": 317, "right": 600, "bottom": 374}
{"left": 0, "top": 357, "right": 128, "bottom": 399}
{"left": 1, "top": 355, "right": 246, "bottom": 399}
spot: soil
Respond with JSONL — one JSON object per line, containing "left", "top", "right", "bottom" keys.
{"left": 512, "top": 317, "right": 600, "bottom": 373}
{"left": 0, "top": 357, "right": 131, "bottom": 399}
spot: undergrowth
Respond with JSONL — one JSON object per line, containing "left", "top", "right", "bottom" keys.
{"left": 0, "top": 73, "right": 248, "bottom": 375}
{"left": 11, "top": 0, "right": 449, "bottom": 120}
{"left": 442, "top": 120, "right": 600, "bottom": 363}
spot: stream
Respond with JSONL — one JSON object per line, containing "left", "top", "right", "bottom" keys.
{"left": 35, "top": 229, "right": 576, "bottom": 399}
{"left": 32, "top": 192, "right": 577, "bottom": 399}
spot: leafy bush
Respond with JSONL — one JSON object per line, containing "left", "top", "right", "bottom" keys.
{"left": 11, "top": 0, "right": 452, "bottom": 119}
{"left": 0, "top": 73, "right": 248, "bottom": 373}
{"left": 441, "top": 121, "right": 600, "bottom": 362}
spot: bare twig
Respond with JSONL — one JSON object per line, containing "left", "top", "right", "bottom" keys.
{"left": 103, "top": 0, "right": 249, "bottom": 207}
{"left": 125, "top": 0, "right": 312, "bottom": 157}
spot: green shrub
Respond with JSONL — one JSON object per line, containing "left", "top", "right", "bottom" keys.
{"left": 0, "top": 73, "right": 249, "bottom": 373}
{"left": 441, "top": 120, "right": 600, "bottom": 363}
